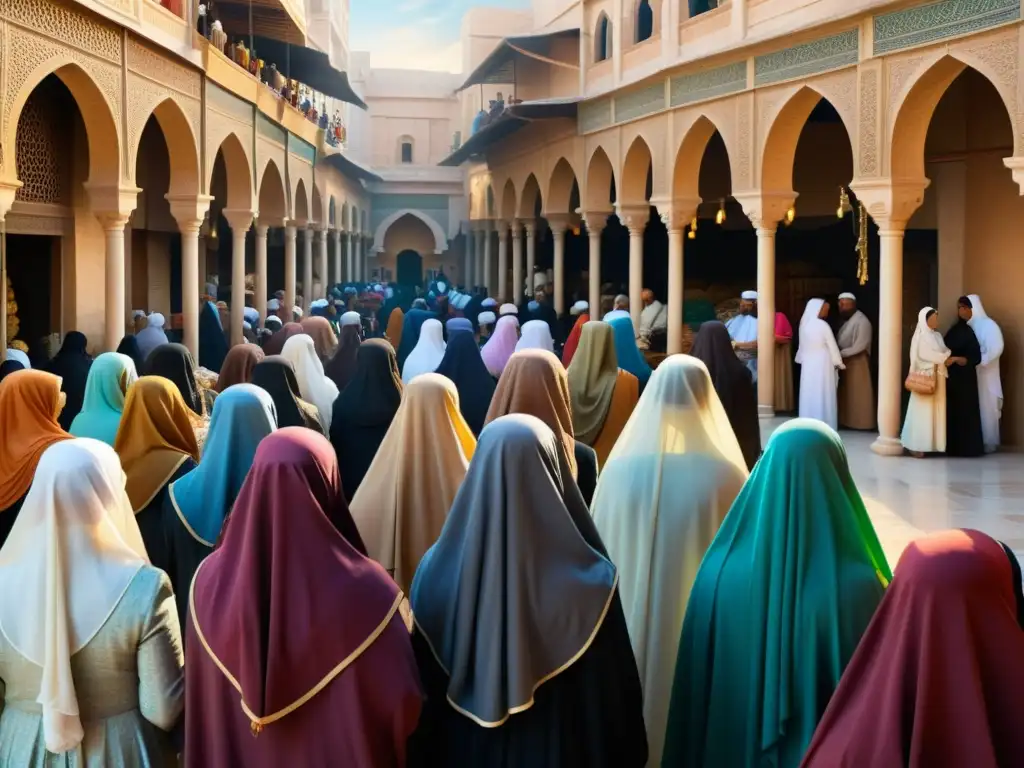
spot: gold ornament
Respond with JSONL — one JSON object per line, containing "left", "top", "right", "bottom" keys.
{"left": 856, "top": 201, "right": 869, "bottom": 285}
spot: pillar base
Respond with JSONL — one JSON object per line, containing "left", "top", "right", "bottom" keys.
{"left": 757, "top": 404, "right": 776, "bottom": 419}
{"left": 870, "top": 436, "right": 904, "bottom": 456}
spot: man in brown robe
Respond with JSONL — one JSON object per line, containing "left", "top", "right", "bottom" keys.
{"left": 836, "top": 292, "right": 875, "bottom": 429}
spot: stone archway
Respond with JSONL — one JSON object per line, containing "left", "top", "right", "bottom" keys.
{"left": 620, "top": 136, "right": 652, "bottom": 206}
{"left": 584, "top": 146, "right": 616, "bottom": 211}
{"left": 500, "top": 178, "right": 517, "bottom": 221}
{"left": 210, "top": 132, "right": 254, "bottom": 212}
{"left": 373, "top": 208, "right": 448, "bottom": 254}
{"left": 518, "top": 173, "right": 543, "bottom": 219}
{"left": 133, "top": 97, "right": 200, "bottom": 197}
{"left": 258, "top": 159, "right": 287, "bottom": 220}
{"left": 672, "top": 114, "right": 730, "bottom": 201}
{"left": 546, "top": 157, "right": 580, "bottom": 215}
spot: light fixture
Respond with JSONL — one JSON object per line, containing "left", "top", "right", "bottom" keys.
{"left": 837, "top": 186, "right": 850, "bottom": 219}
{"left": 784, "top": 206, "right": 795, "bottom": 226}
{"left": 715, "top": 199, "right": 726, "bottom": 225}
{"left": 688, "top": 216, "right": 698, "bottom": 240}
{"left": 687, "top": 229, "right": 696, "bottom": 240}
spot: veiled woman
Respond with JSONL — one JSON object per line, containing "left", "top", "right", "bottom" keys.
{"left": 484, "top": 349, "right": 599, "bottom": 505}
{"left": 385, "top": 306, "right": 405, "bottom": 351}
{"left": 901, "top": 307, "right": 956, "bottom": 456}
{"left": 515, "top": 319, "right": 555, "bottom": 354}
{"left": 480, "top": 315, "right": 520, "bottom": 378}
{"left": 434, "top": 331, "right": 496, "bottom": 435}
{"left": 116, "top": 335, "right": 147, "bottom": 375}
{"left": 590, "top": 355, "right": 748, "bottom": 765}
{"left": 198, "top": 302, "right": 229, "bottom": 373}
{"left": 70, "top": 352, "right": 139, "bottom": 446}
{"left": 0, "top": 370, "right": 72, "bottom": 549}
{"left": 262, "top": 321, "right": 306, "bottom": 357}
{"left": 46, "top": 330, "right": 92, "bottom": 430}
{"left": 566, "top": 322, "right": 639, "bottom": 467}
{"left": 281, "top": 334, "right": 340, "bottom": 432}
{"left": 662, "top": 419, "right": 891, "bottom": 768}
{"left": 330, "top": 339, "right": 404, "bottom": 501}
{"left": 396, "top": 307, "right": 437, "bottom": 371}
{"left": 301, "top": 316, "right": 339, "bottom": 361}
{"left": 351, "top": 374, "right": 475, "bottom": 593}
{"left": 0, "top": 439, "right": 183, "bottom": 766}
{"left": 607, "top": 315, "right": 652, "bottom": 388}
{"left": 802, "top": 530, "right": 1024, "bottom": 767}
{"left": 160, "top": 385, "right": 277, "bottom": 628}
{"left": 0, "top": 359, "right": 24, "bottom": 382}
{"left": 114, "top": 376, "right": 201, "bottom": 568}
{"left": 561, "top": 305, "right": 590, "bottom": 367}
{"left": 944, "top": 297, "right": 984, "bottom": 457}
{"left": 215, "top": 344, "right": 264, "bottom": 392}
{"left": 402, "top": 318, "right": 446, "bottom": 384}
{"left": 185, "top": 429, "right": 422, "bottom": 767}
{"left": 410, "top": 415, "right": 647, "bottom": 767}
{"left": 690, "top": 320, "right": 762, "bottom": 469}
{"left": 251, "top": 355, "right": 324, "bottom": 433}
{"left": 324, "top": 312, "right": 362, "bottom": 392}
{"left": 146, "top": 343, "right": 209, "bottom": 417}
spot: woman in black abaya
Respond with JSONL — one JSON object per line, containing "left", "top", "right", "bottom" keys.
{"left": 46, "top": 331, "right": 92, "bottom": 431}
{"left": 944, "top": 297, "right": 985, "bottom": 457}
{"left": 434, "top": 331, "right": 495, "bottom": 435}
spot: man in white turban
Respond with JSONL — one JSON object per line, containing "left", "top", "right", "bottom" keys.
{"left": 726, "top": 290, "right": 759, "bottom": 381}
{"left": 570, "top": 300, "right": 589, "bottom": 316}
{"left": 966, "top": 294, "right": 1004, "bottom": 452}
{"left": 499, "top": 303, "right": 518, "bottom": 317}
{"left": 836, "top": 292, "right": 875, "bottom": 429}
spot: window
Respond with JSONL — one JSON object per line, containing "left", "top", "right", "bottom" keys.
{"left": 636, "top": 0, "right": 653, "bottom": 43}
{"left": 595, "top": 14, "right": 611, "bottom": 62}
{"left": 399, "top": 137, "right": 413, "bottom": 164}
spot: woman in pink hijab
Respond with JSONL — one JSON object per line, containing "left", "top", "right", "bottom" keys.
{"left": 481, "top": 315, "right": 520, "bottom": 378}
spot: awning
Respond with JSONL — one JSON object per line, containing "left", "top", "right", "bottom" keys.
{"left": 322, "top": 152, "right": 381, "bottom": 183}
{"left": 439, "top": 114, "right": 527, "bottom": 167}
{"left": 457, "top": 28, "right": 580, "bottom": 92}
{"left": 216, "top": 0, "right": 306, "bottom": 47}
{"left": 507, "top": 96, "right": 580, "bottom": 120}
{"left": 251, "top": 36, "right": 366, "bottom": 109}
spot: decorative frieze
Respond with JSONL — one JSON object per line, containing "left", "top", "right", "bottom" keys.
{"left": 578, "top": 98, "right": 612, "bottom": 133}
{"left": 754, "top": 30, "right": 859, "bottom": 86}
{"left": 614, "top": 83, "right": 665, "bottom": 124}
{"left": 873, "top": 0, "right": 1020, "bottom": 56}
{"left": 671, "top": 62, "right": 747, "bottom": 107}
{"left": 257, "top": 113, "right": 286, "bottom": 146}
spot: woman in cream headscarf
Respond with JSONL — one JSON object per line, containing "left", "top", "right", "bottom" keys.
{"left": 281, "top": 333, "right": 340, "bottom": 432}
{"left": 350, "top": 373, "right": 475, "bottom": 592}
{"left": 515, "top": 319, "right": 555, "bottom": 353}
{"left": 590, "top": 355, "right": 748, "bottom": 766}
{"left": 566, "top": 321, "right": 639, "bottom": 467}
{"left": 401, "top": 317, "right": 446, "bottom": 384}
{"left": 901, "top": 306, "right": 958, "bottom": 456}
{"left": 0, "top": 438, "right": 182, "bottom": 763}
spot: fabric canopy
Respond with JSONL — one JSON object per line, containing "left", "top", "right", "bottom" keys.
{"left": 252, "top": 36, "right": 367, "bottom": 108}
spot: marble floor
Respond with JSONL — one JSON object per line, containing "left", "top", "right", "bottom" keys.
{"left": 761, "top": 418, "right": 1024, "bottom": 568}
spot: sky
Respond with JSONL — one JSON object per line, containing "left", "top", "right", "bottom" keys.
{"left": 349, "top": 0, "right": 530, "bottom": 73}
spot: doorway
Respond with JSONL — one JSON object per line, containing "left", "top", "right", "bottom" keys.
{"left": 6, "top": 233, "right": 57, "bottom": 348}
{"left": 396, "top": 249, "right": 423, "bottom": 287}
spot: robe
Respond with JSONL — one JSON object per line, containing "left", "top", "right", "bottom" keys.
{"left": 639, "top": 300, "right": 667, "bottom": 336}
{"left": 969, "top": 311, "right": 1004, "bottom": 451}
{"left": 944, "top": 319, "right": 984, "bottom": 458}
{"left": 900, "top": 328, "right": 950, "bottom": 454}
{"left": 725, "top": 313, "right": 758, "bottom": 381}
{"left": 796, "top": 318, "right": 844, "bottom": 430}
{"left": 836, "top": 310, "right": 875, "bottom": 430}
{"left": 135, "top": 459, "right": 198, "bottom": 578}
{"left": 774, "top": 312, "right": 795, "bottom": 413}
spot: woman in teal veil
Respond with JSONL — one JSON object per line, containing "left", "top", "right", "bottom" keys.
{"left": 662, "top": 418, "right": 890, "bottom": 768}
{"left": 69, "top": 352, "right": 138, "bottom": 445}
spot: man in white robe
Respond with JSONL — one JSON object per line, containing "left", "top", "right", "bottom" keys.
{"left": 836, "top": 293, "right": 875, "bottom": 429}
{"left": 725, "top": 290, "right": 759, "bottom": 381}
{"left": 967, "top": 294, "right": 1004, "bottom": 452}
{"left": 796, "top": 298, "right": 845, "bottom": 429}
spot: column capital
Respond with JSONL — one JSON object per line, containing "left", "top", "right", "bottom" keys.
{"left": 522, "top": 219, "right": 538, "bottom": 236}
{"left": 733, "top": 190, "right": 795, "bottom": 231}
{"left": 1003, "top": 156, "right": 1024, "bottom": 195}
{"left": 510, "top": 219, "right": 523, "bottom": 239}
{"left": 580, "top": 210, "right": 611, "bottom": 235}
{"left": 284, "top": 222, "right": 298, "bottom": 236}
{"left": 85, "top": 182, "right": 140, "bottom": 228}
{"left": 651, "top": 197, "right": 701, "bottom": 232}
{"left": 616, "top": 205, "right": 649, "bottom": 235}
{"left": 222, "top": 208, "right": 255, "bottom": 233}
{"left": 849, "top": 177, "right": 929, "bottom": 231}
{"left": 257, "top": 216, "right": 286, "bottom": 230}
{"left": 0, "top": 178, "right": 24, "bottom": 221}
{"left": 166, "top": 193, "right": 214, "bottom": 234}
{"left": 254, "top": 223, "right": 271, "bottom": 237}
{"left": 547, "top": 214, "right": 570, "bottom": 236}
{"left": 331, "top": 229, "right": 343, "bottom": 241}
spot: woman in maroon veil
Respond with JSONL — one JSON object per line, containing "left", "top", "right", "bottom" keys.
{"left": 184, "top": 428, "right": 423, "bottom": 767}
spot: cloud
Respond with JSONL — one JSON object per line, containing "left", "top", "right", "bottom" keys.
{"left": 357, "top": 22, "right": 463, "bottom": 72}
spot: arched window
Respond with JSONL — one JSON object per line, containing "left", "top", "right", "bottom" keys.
{"left": 398, "top": 136, "right": 414, "bottom": 164}
{"left": 636, "top": 0, "right": 653, "bottom": 43}
{"left": 595, "top": 14, "right": 611, "bottom": 62}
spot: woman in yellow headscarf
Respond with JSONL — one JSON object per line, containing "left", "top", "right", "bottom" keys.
{"left": 385, "top": 307, "right": 404, "bottom": 351}
{"left": 349, "top": 373, "right": 475, "bottom": 592}
{"left": 114, "top": 376, "right": 200, "bottom": 564}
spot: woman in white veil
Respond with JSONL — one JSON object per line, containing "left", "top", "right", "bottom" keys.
{"left": 795, "top": 298, "right": 844, "bottom": 429}
{"left": 901, "top": 306, "right": 958, "bottom": 456}
{"left": 401, "top": 318, "right": 446, "bottom": 384}
{"left": 281, "top": 334, "right": 340, "bottom": 432}
{"left": 516, "top": 320, "right": 555, "bottom": 354}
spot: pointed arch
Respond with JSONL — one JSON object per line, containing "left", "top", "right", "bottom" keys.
{"left": 672, "top": 115, "right": 731, "bottom": 199}
{"left": 311, "top": 183, "right": 325, "bottom": 226}
{"left": 132, "top": 97, "right": 199, "bottom": 196}
{"left": 518, "top": 173, "right": 542, "bottom": 219}
{"left": 294, "top": 178, "right": 310, "bottom": 224}
{"left": 585, "top": 145, "right": 616, "bottom": 211}
{"left": 373, "top": 208, "right": 448, "bottom": 254}
{"left": 500, "top": 178, "right": 517, "bottom": 220}
{"left": 621, "top": 135, "right": 652, "bottom": 205}
{"left": 594, "top": 13, "right": 612, "bottom": 62}
{"left": 212, "top": 132, "right": 253, "bottom": 211}
{"left": 546, "top": 157, "right": 580, "bottom": 215}
{"left": 258, "top": 159, "right": 287, "bottom": 220}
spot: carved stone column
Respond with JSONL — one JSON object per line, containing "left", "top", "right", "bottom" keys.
{"left": 617, "top": 205, "right": 648, "bottom": 331}
{"left": 582, "top": 212, "right": 608, "bottom": 318}
{"left": 547, "top": 215, "right": 569, "bottom": 316}
{"left": 654, "top": 199, "right": 699, "bottom": 355}
{"left": 87, "top": 184, "right": 140, "bottom": 350}
{"left": 168, "top": 194, "right": 213, "bottom": 359}
{"left": 223, "top": 209, "right": 254, "bottom": 347}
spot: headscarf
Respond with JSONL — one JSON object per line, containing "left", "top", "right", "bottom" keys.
{"left": 401, "top": 318, "right": 446, "bottom": 384}
{"left": 281, "top": 334, "right": 339, "bottom": 432}
{"left": 396, "top": 308, "right": 437, "bottom": 371}
{"left": 445, "top": 317, "right": 473, "bottom": 336}
{"left": 434, "top": 332, "right": 496, "bottom": 436}
{"left": 330, "top": 339, "right": 403, "bottom": 501}
{"left": 480, "top": 314, "right": 520, "bottom": 377}
{"left": 69, "top": 353, "right": 138, "bottom": 446}
{"left": 967, "top": 294, "right": 1003, "bottom": 399}
{"left": 608, "top": 315, "right": 651, "bottom": 386}
{"left": 147, "top": 345, "right": 203, "bottom": 418}
{"left": 216, "top": 344, "right": 265, "bottom": 392}
{"left": 411, "top": 414, "right": 616, "bottom": 727}
{"left": 690, "top": 320, "right": 762, "bottom": 469}
{"left": 591, "top": 355, "right": 748, "bottom": 765}
{"left": 4, "top": 348, "right": 30, "bottom": 369}
{"left": 803, "top": 529, "right": 1024, "bottom": 767}
{"left": 324, "top": 324, "right": 361, "bottom": 392}
{"left": 351, "top": 374, "right": 475, "bottom": 593}
{"left": 262, "top": 321, "right": 306, "bottom": 356}
{"left": 114, "top": 376, "right": 200, "bottom": 512}
{"left": 198, "top": 302, "right": 229, "bottom": 373}
{"left": 135, "top": 313, "right": 169, "bottom": 361}
{"left": 251, "top": 356, "right": 320, "bottom": 431}
{"left": 0, "top": 359, "right": 24, "bottom": 382}
{"left": 116, "top": 335, "right": 146, "bottom": 374}
{"left": 561, "top": 312, "right": 590, "bottom": 366}
{"left": 0, "top": 370, "right": 72, "bottom": 510}
{"left": 515, "top": 319, "right": 555, "bottom": 353}
{"left": 301, "top": 316, "right": 338, "bottom": 360}
{"left": 46, "top": 331, "right": 92, "bottom": 431}
{"left": 0, "top": 438, "right": 148, "bottom": 754}
{"left": 907, "top": 306, "right": 949, "bottom": 378}
{"left": 566, "top": 321, "right": 619, "bottom": 444}
{"left": 188, "top": 429, "right": 404, "bottom": 735}
{"left": 484, "top": 349, "right": 577, "bottom": 478}
{"left": 385, "top": 307, "right": 405, "bottom": 350}
{"left": 170, "top": 385, "right": 277, "bottom": 547}
{"left": 662, "top": 419, "right": 891, "bottom": 768}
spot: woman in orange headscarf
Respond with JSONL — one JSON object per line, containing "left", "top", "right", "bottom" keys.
{"left": 301, "top": 316, "right": 339, "bottom": 361}
{"left": 0, "top": 369, "right": 72, "bottom": 548}
{"left": 561, "top": 301, "right": 590, "bottom": 367}
{"left": 385, "top": 307, "right": 404, "bottom": 351}
{"left": 114, "top": 376, "right": 200, "bottom": 565}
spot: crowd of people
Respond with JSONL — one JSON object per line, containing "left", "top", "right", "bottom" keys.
{"left": 0, "top": 275, "right": 1019, "bottom": 767}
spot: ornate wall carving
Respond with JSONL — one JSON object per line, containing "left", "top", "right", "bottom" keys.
{"left": 754, "top": 29, "right": 858, "bottom": 87}
{"left": 126, "top": 72, "right": 201, "bottom": 173}
{"left": 858, "top": 66, "right": 880, "bottom": 177}
{"left": 671, "top": 61, "right": 746, "bottom": 107}
{"left": 0, "top": 0, "right": 121, "bottom": 62}
{"left": 14, "top": 77, "right": 69, "bottom": 203}
{"left": 873, "top": 0, "right": 1019, "bottom": 55}
{"left": 735, "top": 93, "right": 752, "bottom": 190}
{"left": 579, "top": 99, "right": 612, "bottom": 133}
